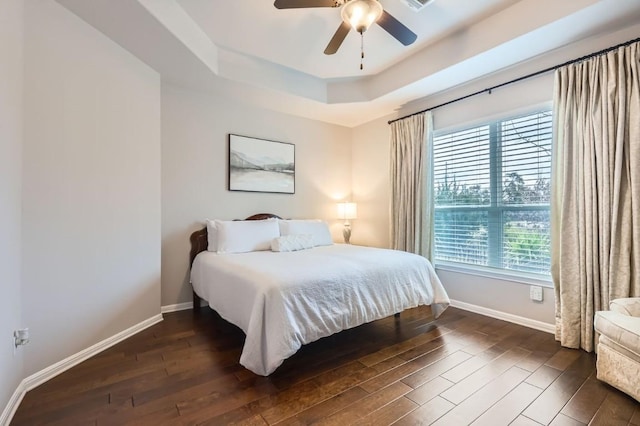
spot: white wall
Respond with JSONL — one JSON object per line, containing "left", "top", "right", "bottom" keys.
{"left": 0, "top": 0, "right": 24, "bottom": 415}
{"left": 351, "top": 116, "right": 390, "bottom": 249}
{"left": 21, "top": 0, "right": 161, "bottom": 376}
{"left": 161, "top": 84, "right": 353, "bottom": 306}
{"left": 352, "top": 23, "right": 640, "bottom": 328}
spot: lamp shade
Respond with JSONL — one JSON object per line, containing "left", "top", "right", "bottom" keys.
{"left": 341, "top": 0, "right": 383, "bottom": 33}
{"left": 337, "top": 202, "right": 358, "bottom": 220}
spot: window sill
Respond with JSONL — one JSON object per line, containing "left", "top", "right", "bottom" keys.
{"left": 434, "top": 261, "right": 553, "bottom": 288}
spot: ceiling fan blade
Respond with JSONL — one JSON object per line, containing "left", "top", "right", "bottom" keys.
{"left": 324, "top": 21, "right": 351, "bottom": 55}
{"left": 377, "top": 10, "right": 417, "bottom": 46}
{"left": 274, "top": 0, "right": 337, "bottom": 9}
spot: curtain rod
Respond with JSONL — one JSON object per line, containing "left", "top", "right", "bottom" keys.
{"left": 388, "top": 36, "right": 640, "bottom": 125}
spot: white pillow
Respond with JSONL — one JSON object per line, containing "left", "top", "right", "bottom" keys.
{"left": 206, "top": 219, "right": 218, "bottom": 252}
{"left": 271, "top": 234, "right": 314, "bottom": 252}
{"left": 215, "top": 219, "right": 280, "bottom": 254}
{"left": 279, "top": 219, "right": 333, "bottom": 246}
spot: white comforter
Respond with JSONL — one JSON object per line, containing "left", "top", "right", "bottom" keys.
{"left": 190, "top": 244, "right": 450, "bottom": 375}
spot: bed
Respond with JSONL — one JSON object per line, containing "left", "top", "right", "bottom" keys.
{"left": 189, "top": 213, "right": 450, "bottom": 376}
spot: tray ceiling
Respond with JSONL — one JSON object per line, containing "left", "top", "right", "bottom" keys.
{"left": 56, "top": 0, "right": 640, "bottom": 127}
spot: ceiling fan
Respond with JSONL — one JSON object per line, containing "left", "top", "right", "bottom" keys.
{"left": 274, "top": 0, "right": 417, "bottom": 68}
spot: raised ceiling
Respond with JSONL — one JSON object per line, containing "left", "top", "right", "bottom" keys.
{"left": 56, "top": 0, "right": 640, "bottom": 127}
{"left": 177, "top": 0, "right": 520, "bottom": 79}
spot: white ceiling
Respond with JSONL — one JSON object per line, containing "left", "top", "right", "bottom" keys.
{"left": 56, "top": 0, "right": 640, "bottom": 127}
{"left": 177, "top": 0, "right": 520, "bottom": 79}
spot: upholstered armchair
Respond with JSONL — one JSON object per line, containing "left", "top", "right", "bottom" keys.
{"left": 594, "top": 298, "right": 640, "bottom": 401}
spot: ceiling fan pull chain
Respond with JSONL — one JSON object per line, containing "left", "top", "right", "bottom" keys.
{"left": 360, "top": 31, "right": 364, "bottom": 70}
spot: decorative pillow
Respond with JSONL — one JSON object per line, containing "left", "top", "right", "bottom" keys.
{"left": 271, "top": 234, "right": 315, "bottom": 252}
{"left": 215, "top": 219, "right": 280, "bottom": 254}
{"left": 278, "top": 219, "right": 333, "bottom": 246}
{"left": 206, "top": 219, "right": 218, "bottom": 252}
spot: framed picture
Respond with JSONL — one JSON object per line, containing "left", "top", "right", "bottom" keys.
{"left": 228, "top": 134, "right": 295, "bottom": 194}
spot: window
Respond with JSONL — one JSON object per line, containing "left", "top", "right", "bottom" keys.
{"left": 433, "top": 110, "right": 552, "bottom": 277}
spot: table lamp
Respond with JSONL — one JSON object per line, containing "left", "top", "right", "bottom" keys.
{"left": 337, "top": 202, "right": 358, "bottom": 244}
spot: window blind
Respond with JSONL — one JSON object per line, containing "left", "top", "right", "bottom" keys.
{"left": 433, "top": 111, "right": 552, "bottom": 276}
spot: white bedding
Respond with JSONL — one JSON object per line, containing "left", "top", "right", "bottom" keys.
{"left": 190, "top": 244, "right": 450, "bottom": 375}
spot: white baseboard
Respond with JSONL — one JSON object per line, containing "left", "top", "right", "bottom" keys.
{"left": 161, "top": 300, "right": 207, "bottom": 314}
{"left": 161, "top": 301, "right": 193, "bottom": 313}
{"left": 0, "top": 382, "right": 25, "bottom": 426}
{"left": 0, "top": 314, "right": 163, "bottom": 426}
{"left": 450, "top": 299, "right": 555, "bottom": 334}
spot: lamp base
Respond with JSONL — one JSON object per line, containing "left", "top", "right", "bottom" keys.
{"left": 343, "top": 222, "right": 352, "bottom": 244}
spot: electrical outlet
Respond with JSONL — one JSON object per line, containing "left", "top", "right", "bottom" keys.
{"left": 530, "top": 285, "right": 544, "bottom": 302}
{"left": 14, "top": 328, "right": 29, "bottom": 348}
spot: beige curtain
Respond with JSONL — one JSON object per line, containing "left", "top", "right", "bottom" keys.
{"left": 390, "top": 111, "right": 434, "bottom": 260}
{"left": 551, "top": 41, "right": 640, "bottom": 352}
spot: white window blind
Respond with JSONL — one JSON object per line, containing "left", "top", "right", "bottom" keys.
{"left": 433, "top": 110, "right": 552, "bottom": 276}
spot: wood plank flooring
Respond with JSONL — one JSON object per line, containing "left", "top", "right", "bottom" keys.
{"left": 11, "top": 306, "right": 640, "bottom": 425}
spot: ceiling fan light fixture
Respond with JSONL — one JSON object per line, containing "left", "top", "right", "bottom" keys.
{"left": 340, "top": 0, "right": 383, "bottom": 33}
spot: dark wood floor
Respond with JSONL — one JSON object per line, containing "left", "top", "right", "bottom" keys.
{"left": 11, "top": 306, "right": 640, "bottom": 425}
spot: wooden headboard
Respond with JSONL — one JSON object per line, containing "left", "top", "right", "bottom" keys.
{"left": 189, "top": 213, "right": 282, "bottom": 265}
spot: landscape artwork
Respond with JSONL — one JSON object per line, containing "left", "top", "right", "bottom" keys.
{"left": 228, "top": 134, "right": 295, "bottom": 194}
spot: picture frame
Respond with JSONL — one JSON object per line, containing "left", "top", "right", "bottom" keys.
{"left": 228, "top": 134, "right": 295, "bottom": 194}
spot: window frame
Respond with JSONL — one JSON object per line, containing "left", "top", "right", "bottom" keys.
{"left": 432, "top": 109, "right": 553, "bottom": 286}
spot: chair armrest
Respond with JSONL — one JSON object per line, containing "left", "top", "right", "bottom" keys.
{"left": 595, "top": 310, "right": 640, "bottom": 355}
{"left": 611, "top": 298, "right": 640, "bottom": 317}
